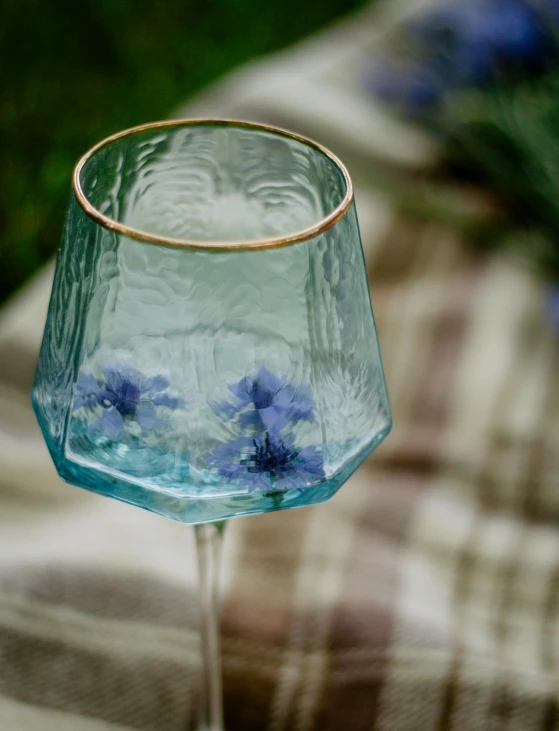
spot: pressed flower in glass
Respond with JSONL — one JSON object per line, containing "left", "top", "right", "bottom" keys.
{"left": 32, "top": 120, "right": 392, "bottom": 730}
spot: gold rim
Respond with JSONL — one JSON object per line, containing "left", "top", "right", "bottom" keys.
{"left": 72, "top": 118, "right": 354, "bottom": 251}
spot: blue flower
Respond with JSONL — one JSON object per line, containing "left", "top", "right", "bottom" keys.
{"left": 73, "top": 364, "right": 182, "bottom": 440}
{"left": 211, "top": 365, "right": 316, "bottom": 433}
{"left": 210, "top": 430, "right": 324, "bottom": 493}
{"left": 410, "top": 0, "right": 552, "bottom": 81}
{"left": 367, "top": 0, "right": 558, "bottom": 115}
{"left": 210, "top": 367, "right": 324, "bottom": 493}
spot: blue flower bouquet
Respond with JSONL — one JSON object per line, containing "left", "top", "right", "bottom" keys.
{"left": 366, "top": 0, "right": 559, "bottom": 330}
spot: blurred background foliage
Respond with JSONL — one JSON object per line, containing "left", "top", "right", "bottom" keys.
{"left": 0, "top": 0, "right": 365, "bottom": 306}
{"left": 366, "top": 0, "right": 559, "bottom": 287}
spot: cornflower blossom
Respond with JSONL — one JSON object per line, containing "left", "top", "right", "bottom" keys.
{"left": 368, "top": 0, "right": 557, "bottom": 114}
{"left": 73, "top": 364, "right": 181, "bottom": 440}
{"left": 210, "top": 366, "right": 324, "bottom": 493}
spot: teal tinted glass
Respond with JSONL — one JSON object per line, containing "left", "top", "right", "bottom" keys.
{"left": 32, "top": 121, "right": 391, "bottom": 523}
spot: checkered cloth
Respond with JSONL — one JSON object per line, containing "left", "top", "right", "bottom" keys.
{"left": 0, "top": 2, "right": 558, "bottom": 729}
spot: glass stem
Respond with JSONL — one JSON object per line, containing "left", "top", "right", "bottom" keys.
{"left": 194, "top": 520, "right": 226, "bottom": 731}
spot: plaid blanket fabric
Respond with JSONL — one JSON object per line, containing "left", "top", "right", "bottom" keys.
{"left": 1, "top": 2, "right": 558, "bottom": 729}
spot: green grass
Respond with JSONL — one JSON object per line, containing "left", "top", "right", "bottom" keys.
{"left": 0, "top": 0, "right": 365, "bottom": 305}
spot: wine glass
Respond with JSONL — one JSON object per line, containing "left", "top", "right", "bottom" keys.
{"left": 32, "top": 119, "right": 392, "bottom": 730}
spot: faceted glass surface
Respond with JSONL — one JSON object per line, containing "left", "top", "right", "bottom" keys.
{"left": 32, "top": 122, "right": 391, "bottom": 524}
